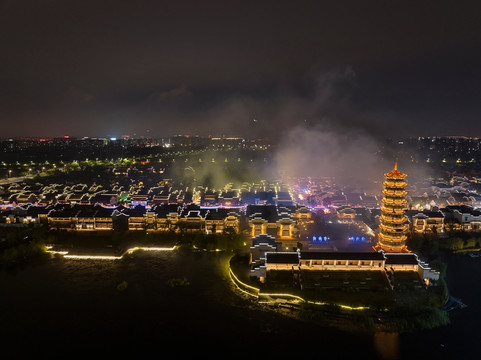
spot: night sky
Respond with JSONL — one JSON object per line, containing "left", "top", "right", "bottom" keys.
{"left": 1, "top": 0, "right": 480, "bottom": 140}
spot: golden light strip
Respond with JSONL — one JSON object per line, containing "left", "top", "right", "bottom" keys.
{"left": 227, "top": 264, "right": 373, "bottom": 311}
{"left": 46, "top": 246, "right": 175, "bottom": 260}
{"left": 64, "top": 254, "right": 122, "bottom": 260}
{"left": 258, "top": 292, "right": 304, "bottom": 303}
{"left": 126, "top": 246, "right": 176, "bottom": 254}
{"left": 228, "top": 268, "right": 259, "bottom": 298}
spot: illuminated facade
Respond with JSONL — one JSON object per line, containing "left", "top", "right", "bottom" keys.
{"left": 375, "top": 162, "right": 409, "bottom": 253}
{"left": 247, "top": 205, "right": 296, "bottom": 240}
{"left": 249, "top": 250, "right": 440, "bottom": 286}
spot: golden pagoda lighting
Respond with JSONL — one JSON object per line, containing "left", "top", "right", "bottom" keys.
{"left": 374, "top": 161, "right": 410, "bottom": 253}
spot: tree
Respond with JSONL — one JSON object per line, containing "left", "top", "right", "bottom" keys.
{"left": 464, "top": 237, "right": 477, "bottom": 249}
{"left": 447, "top": 222, "right": 454, "bottom": 233}
{"left": 450, "top": 237, "right": 464, "bottom": 251}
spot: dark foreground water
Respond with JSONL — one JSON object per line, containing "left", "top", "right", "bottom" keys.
{"left": 0, "top": 250, "right": 478, "bottom": 359}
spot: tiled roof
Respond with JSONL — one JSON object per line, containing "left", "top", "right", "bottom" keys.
{"left": 266, "top": 252, "right": 299, "bottom": 264}
{"left": 300, "top": 251, "right": 385, "bottom": 261}
{"left": 385, "top": 253, "right": 419, "bottom": 265}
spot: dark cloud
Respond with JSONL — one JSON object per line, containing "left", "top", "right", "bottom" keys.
{"left": 149, "top": 85, "right": 191, "bottom": 102}
{"left": 1, "top": 0, "right": 480, "bottom": 138}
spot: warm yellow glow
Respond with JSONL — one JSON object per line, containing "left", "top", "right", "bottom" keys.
{"left": 228, "top": 267, "right": 259, "bottom": 298}
{"left": 46, "top": 246, "right": 175, "bottom": 260}
{"left": 228, "top": 262, "right": 373, "bottom": 312}
{"left": 377, "top": 162, "right": 409, "bottom": 252}
{"left": 64, "top": 254, "right": 122, "bottom": 260}
{"left": 380, "top": 215, "right": 406, "bottom": 223}
{"left": 338, "top": 304, "right": 370, "bottom": 311}
{"left": 258, "top": 292, "right": 304, "bottom": 302}
{"left": 126, "top": 246, "right": 176, "bottom": 254}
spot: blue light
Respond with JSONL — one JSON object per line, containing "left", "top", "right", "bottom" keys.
{"left": 324, "top": 236, "right": 328, "bottom": 241}
{"left": 356, "top": 236, "right": 360, "bottom": 241}
{"left": 313, "top": 236, "right": 317, "bottom": 241}
{"left": 361, "top": 236, "right": 366, "bottom": 242}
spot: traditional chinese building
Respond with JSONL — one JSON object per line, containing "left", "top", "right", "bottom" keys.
{"left": 250, "top": 250, "right": 440, "bottom": 286}
{"left": 246, "top": 205, "right": 296, "bottom": 240}
{"left": 375, "top": 161, "right": 409, "bottom": 253}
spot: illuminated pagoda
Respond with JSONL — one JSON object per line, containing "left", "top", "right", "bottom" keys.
{"left": 374, "top": 161, "right": 409, "bottom": 253}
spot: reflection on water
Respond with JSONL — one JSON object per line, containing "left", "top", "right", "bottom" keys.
{"left": 374, "top": 332, "right": 400, "bottom": 360}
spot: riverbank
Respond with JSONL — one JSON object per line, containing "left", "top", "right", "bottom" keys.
{"left": 229, "top": 253, "right": 450, "bottom": 333}
{"left": 0, "top": 249, "right": 382, "bottom": 358}
{"left": 1, "top": 244, "right": 476, "bottom": 359}
{"left": 1, "top": 225, "right": 451, "bottom": 335}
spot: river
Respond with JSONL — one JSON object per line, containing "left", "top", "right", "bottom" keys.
{"left": 0, "top": 250, "right": 477, "bottom": 359}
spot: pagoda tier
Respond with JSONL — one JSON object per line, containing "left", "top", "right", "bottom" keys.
{"left": 374, "top": 161, "right": 410, "bottom": 253}
{"left": 382, "top": 189, "right": 407, "bottom": 196}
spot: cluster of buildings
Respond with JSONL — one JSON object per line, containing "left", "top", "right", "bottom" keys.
{"left": 0, "top": 135, "right": 271, "bottom": 156}
{"left": 1, "top": 201, "right": 316, "bottom": 244}
{"left": 167, "top": 135, "right": 271, "bottom": 150}
{"left": 331, "top": 167, "right": 481, "bottom": 236}
{"left": 3, "top": 165, "right": 480, "bottom": 238}
{"left": 249, "top": 236, "right": 440, "bottom": 287}
{"left": 249, "top": 163, "right": 441, "bottom": 287}
{"left": 290, "top": 174, "right": 481, "bottom": 211}
{"left": 0, "top": 181, "right": 314, "bottom": 240}
{"left": 385, "top": 136, "right": 481, "bottom": 168}
{"left": 289, "top": 177, "right": 381, "bottom": 208}
{"left": 2, "top": 202, "right": 242, "bottom": 233}
{"left": 406, "top": 175, "right": 481, "bottom": 210}
{"left": 335, "top": 204, "right": 481, "bottom": 234}
{"left": 405, "top": 205, "right": 481, "bottom": 233}
{"left": 0, "top": 179, "right": 297, "bottom": 208}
